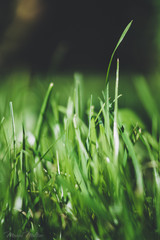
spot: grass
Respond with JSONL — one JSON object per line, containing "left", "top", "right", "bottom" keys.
{"left": 0, "top": 67, "right": 160, "bottom": 240}
{"left": 1, "top": 22, "right": 160, "bottom": 239}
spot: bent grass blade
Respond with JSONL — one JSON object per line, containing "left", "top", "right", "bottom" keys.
{"left": 106, "top": 20, "right": 133, "bottom": 85}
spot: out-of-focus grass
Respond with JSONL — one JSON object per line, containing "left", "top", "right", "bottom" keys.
{"left": 0, "top": 67, "right": 160, "bottom": 239}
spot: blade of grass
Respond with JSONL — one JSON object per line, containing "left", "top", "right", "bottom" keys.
{"left": 106, "top": 20, "right": 132, "bottom": 85}
{"left": 73, "top": 114, "right": 89, "bottom": 179}
{"left": 113, "top": 59, "right": 120, "bottom": 161}
{"left": 35, "top": 82, "right": 54, "bottom": 150}
{"left": 9, "top": 102, "right": 19, "bottom": 190}
{"left": 74, "top": 73, "right": 82, "bottom": 118}
{"left": 0, "top": 117, "right": 9, "bottom": 152}
{"left": 90, "top": 106, "right": 97, "bottom": 157}
{"left": 134, "top": 76, "right": 159, "bottom": 137}
{"left": 0, "top": 117, "right": 5, "bottom": 128}
{"left": 22, "top": 124, "right": 26, "bottom": 189}
{"left": 121, "top": 130, "right": 144, "bottom": 198}
{"left": 134, "top": 76, "right": 158, "bottom": 118}
{"left": 95, "top": 102, "right": 105, "bottom": 124}
{"left": 90, "top": 105, "right": 99, "bottom": 185}
{"left": 105, "top": 83, "right": 111, "bottom": 145}
{"left": 9, "top": 102, "right": 16, "bottom": 160}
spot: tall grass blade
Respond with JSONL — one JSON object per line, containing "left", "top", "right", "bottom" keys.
{"left": 22, "top": 124, "right": 26, "bottom": 188}
{"left": 105, "top": 83, "right": 111, "bottom": 145}
{"left": 35, "top": 82, "right": 54, "bottom": 150}
{"left": 113, "top": 59, "right": 120, "bottom": 161}
{"left": 74, "top": 73, "right": 82, "bottom": 118}
{"left": 9, "top": 102, "right": 16, "bottom": 159}
{"left": 106, "top": 20, "right": 132, "bottom": 85}
{"left": 90, "top": 106, "right": 97, "bottom": 157}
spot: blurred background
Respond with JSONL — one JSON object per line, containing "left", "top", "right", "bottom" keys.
{"left": 0, "top": 0, "right": 160, "bottom": 74}
{"left": 0, "top": 0, "right": 160, "bottom": 129}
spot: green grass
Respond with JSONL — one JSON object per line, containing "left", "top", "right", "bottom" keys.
{"left": 1, "top": 22, "right": 160, "bottom": 239}
{"left": 0, "top": 67, "right": 160, "bottom": 240}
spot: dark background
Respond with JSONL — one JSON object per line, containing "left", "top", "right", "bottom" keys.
{"left": 0, "top": 0, "right": 159, "bottom": 74}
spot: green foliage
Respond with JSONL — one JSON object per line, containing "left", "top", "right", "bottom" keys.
{"left": 0, "top": 68, "right": 160, "bottom": 239}
{"left": 0, "top": 21, "right": 159, "bottom": 239}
